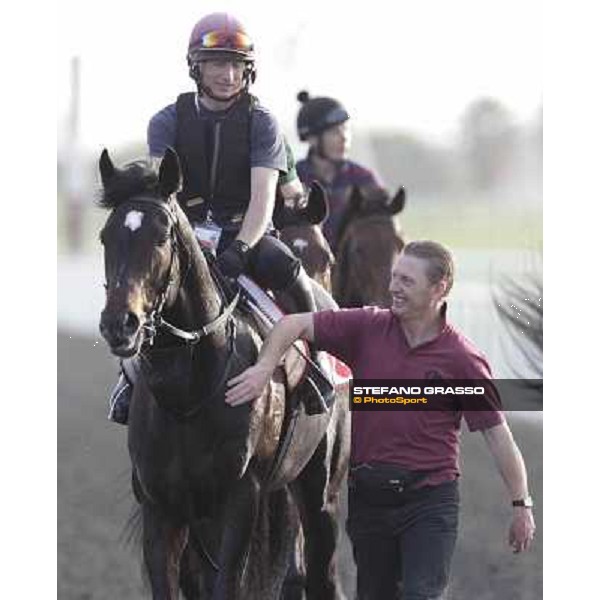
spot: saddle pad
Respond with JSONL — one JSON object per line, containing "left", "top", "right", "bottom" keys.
{"left": 323, "top": 353, "right": 353, "bottom": 386}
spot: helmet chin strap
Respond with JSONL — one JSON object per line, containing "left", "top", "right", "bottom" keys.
{"left": 194, "top": 63, "right": 255, "bottom": 103}
{"left": 197, "top": 81, "right": 242, "bottom": 103}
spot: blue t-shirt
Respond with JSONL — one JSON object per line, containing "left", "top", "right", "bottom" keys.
{"left": 147, "top": 93, "right": 288, "bottom": 174}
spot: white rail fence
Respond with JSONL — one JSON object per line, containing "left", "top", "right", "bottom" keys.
{"left": 58, "top": 248, "right": 542, "bottom": 380}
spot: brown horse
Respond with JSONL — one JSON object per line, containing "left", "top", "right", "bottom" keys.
{"left": 332, "top": 186, "right": 406, "bottom": 308}
{"left": 273, "top": 182, "right": 335, "bottom": 292}
{"left": 97, "top": 148, "right": 349, "bottom": 599}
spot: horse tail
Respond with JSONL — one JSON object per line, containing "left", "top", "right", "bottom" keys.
{"left": 120, "top": 503, "right": 143, "bottom": 551}
{"left": 119, "top": 503, "right": 152, "bottom": 592}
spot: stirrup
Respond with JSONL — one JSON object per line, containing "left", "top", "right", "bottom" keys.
{"left": 107, "top": 373, "right": 131, "bottom": 425}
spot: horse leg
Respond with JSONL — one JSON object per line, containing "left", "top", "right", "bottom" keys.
{"left": 142, "top": 503, "right": 189, "bottom": 600}
{"left": 265, "top": 487, "right": 300, "bottom": 599}
{"left": 181, "top": 516, "right": 222, "bottom": 599}
{"left": 212, "top": 471, "right": 260, "bottom": 600}
{"left": 241, "top": 486, "right": 300, "bottom": 600}
{"left": 294, "top": 438, "right": 346, "bottom": 600}
{"left": 179, "top": 542, "right": 209, "bottom": 600}
{"left": 280, "top": 526, "right": 306, "bottom": 600}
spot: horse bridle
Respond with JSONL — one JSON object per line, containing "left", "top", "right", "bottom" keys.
{"left": 111, "top": 194, "right": 240, "bottom": 348}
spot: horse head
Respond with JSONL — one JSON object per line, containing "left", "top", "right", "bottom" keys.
{"left": 346, "top": 184, "right": 406, "bottom": 220}
{"left": 275, "top": 181, "right": 335, "bottom": 290}
{"left": 98, "top": 148, "right": 185, "bottom": 357}
{"left": 333, "top": 184, "right": 406, "bottom": 307}
{"left": 273, "top": 180, "right": 329, "bottom": 229}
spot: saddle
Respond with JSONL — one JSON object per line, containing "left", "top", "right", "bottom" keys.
{"left": 236, "top": 275, "right": 309, "bottom": 392}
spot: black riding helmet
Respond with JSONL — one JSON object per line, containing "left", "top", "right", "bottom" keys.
{"left": 296, "top": 91, "right": 350, "bottom": 141}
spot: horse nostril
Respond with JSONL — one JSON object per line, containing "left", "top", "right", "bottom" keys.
{"left": 122, "top": 312, "right": 140, "bottom": 335}
{"left": 99, "top": 312, "right": 113, "bottom": 338}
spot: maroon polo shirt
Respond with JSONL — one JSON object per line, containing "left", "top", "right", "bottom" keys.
{"left": 313, "top": 306, "right": 505, "bottom": 488}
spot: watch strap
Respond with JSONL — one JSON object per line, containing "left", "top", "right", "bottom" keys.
{"left": 512, "top": 497, "right": 533, "bottom": 508}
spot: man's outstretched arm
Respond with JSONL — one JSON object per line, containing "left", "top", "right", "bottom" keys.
{"left": 482, "top": 422, "right": 536, "bottom": 553}
{"left": 225, "top": 313, "right": 315, "bottom": 406}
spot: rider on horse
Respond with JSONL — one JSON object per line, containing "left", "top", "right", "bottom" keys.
{"left": 295, "top": 91, "right": 387, "bottom": 250}
{"left": 108, "top": 12, "right": 333, "bottom": 423}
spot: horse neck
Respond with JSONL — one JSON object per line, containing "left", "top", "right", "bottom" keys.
{"left": 167, "top": 214, "right": 226, "bottom": 344}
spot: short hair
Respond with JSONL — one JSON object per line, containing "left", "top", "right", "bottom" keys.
{"left": 403, "top": 240, "right": 455, "bottom": 294}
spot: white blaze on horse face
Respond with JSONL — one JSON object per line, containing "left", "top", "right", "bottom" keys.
{"left": 292, "top": 238, "right": 308, "bottom": 253}
{"left": 124, "top": 210, "right": 144, "bottom": 232}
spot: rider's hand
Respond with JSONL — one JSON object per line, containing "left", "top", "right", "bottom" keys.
{"left": 509, "top": 507, "right": 536, "bottom": 553}
{"left": 225, "top": 363, "right": 273, "bottom": 406}
{"left": 216, "top": 240, "right": 250, "bottom": 279}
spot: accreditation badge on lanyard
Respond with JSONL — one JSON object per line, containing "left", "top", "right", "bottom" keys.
{"left": 193, "top": 219, "right": 222, "bottom": 254}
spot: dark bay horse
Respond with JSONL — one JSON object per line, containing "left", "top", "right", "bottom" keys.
{"left": 97, "top": 149, "right": 349, "bottom": 599}
{"left": 332, "top": 186, "right": 406, "bottom": 308}
{"left": 273, "top": 182, "right": 335, "bottom": 292}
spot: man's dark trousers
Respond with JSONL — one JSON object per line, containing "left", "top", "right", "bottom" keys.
{"left": 347, "top": 479, "right": 459, "bottom": 600}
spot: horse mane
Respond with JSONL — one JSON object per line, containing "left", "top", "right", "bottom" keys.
{"left": 98, "top": 160, "right": 160, "bottom": 210}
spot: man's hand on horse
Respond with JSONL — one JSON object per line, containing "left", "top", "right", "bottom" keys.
{"left": 217, "top": 240, "right": 250, "bottom": 279}
{"left": 509, "top": 507, "right": 536, "bottom": 553}
{"left": 225, "top": 364, "right": 272, "bottom": 406}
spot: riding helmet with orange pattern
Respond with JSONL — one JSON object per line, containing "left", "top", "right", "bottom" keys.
{"left": 187, "top": 13, "right": 256, "bottom": 85}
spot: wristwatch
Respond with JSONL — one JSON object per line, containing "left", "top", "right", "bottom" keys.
{"left": 512, "top": 496, "right": 534, "bottom": 508}
{"left": 232, "top": 239, "right": 251, "bottom": 256}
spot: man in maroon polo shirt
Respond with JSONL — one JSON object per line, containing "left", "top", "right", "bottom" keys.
{"left": 225, "top": 240, "right": 536, "bottom": 599}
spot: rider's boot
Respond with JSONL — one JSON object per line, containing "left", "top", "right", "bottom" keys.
{"left": 107, "top": 368, "right": 132, "bottom": 425}
{"left": 285, "top": 269, "right": 335, "bottom": 414}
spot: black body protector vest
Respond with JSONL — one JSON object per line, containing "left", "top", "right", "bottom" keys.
{"left": 175, "top": 92, "right": 256, "bottom": 229}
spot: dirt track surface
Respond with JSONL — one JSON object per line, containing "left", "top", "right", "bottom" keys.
{"left": 58, "top": 332, "right": 542, "bottom": 599}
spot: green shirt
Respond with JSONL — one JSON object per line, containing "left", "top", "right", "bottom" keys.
{"left": 278, "top": 137, "right": 298, "bottom": 185}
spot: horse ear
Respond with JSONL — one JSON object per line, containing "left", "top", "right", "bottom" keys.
{"left": 158, "top": 147, "right": 182, "bottom": 198}
{"left": 272, "top": 193, "right": 286, "bottom": 230}
{"left": 99, "top": 149, "right": 115, "bottom": 186}
{"left": 304, "top": 181, "right": 329, "bottom": 225}
{"left": 348, "top": 185, "right": 364, "bottom": 213}
{"left": 387, "top": 187, "right": 406, "bottom": 215}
